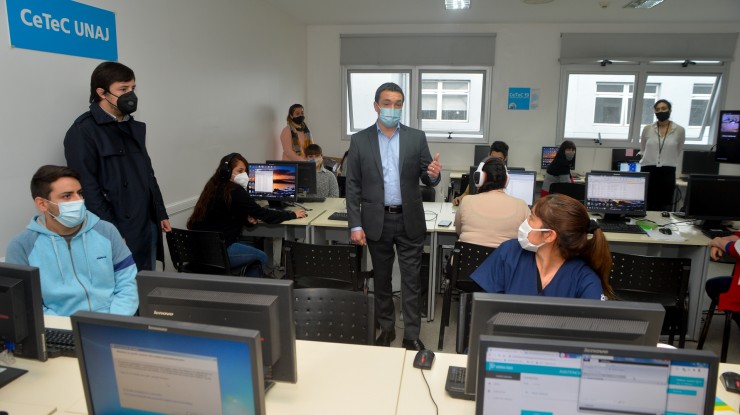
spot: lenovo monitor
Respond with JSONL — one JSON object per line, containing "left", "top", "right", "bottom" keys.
{"left": 585, "top": 171, "right": 649, "bottom": 222}
{"left": 476, "top": 335, "right": 717, "bottom": 415}
{"left": 72, "top": 311, "right": 265, "bottom": 415}
{"left": 0, "top": 263, "right": 46, "bottom": 361}
{"left": 136, "top": 271, "right": 297, "bottom": 385}
{"left": 247, "top": 162, "right": 297, "bottom": 207}
{"left": 681, "top": 151, "right": 720, "bottom": 177}
{"left": 462, "top": 293, "right": 665, "bottom": 396}
{"left": 684, "top": 174, "right": 740, "bottom": 234}
{"left": 266, "top": 160, "right": 317, "bottom": 196}
{"left": 715, "top": 110, "right": 740, "bottom": 164}
{"left": 504, "top": 171, "right": 536, "bottom": 207}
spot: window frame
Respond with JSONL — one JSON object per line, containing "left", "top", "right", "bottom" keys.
{"left": 556, "top": 62, "right": 730, "bottom": 149}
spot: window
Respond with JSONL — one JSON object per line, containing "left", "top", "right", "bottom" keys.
{"left": 346, "top": 71, "right": 411, "bottom": 134}
{"left": 689, "top": 83, "right": 714, "bottom": 127}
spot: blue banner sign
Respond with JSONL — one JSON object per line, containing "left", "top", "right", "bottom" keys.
{"left": 508, "top": 88, "right": 531, "bottom": 110}
{"left": 6, "top": 0, "right": 117, "bottom": 60}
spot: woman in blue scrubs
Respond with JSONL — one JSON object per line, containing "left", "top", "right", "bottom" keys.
{"left": 471, "top": 194, "right": 614, "bottom": 300}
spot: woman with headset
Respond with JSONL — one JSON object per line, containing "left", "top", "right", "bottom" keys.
{"left": 454, "top": 157, "right": 529, "bottom": 248}
{"left": 187, "top": 153, "right": 307, "bottom": 275}
{"left": 471, "top": 194, "right": 614, "bottom": 300}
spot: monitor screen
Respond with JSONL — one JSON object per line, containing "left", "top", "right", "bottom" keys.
{"left": 0, "top": 263, "right": 45, "bottom": 361}
{"left": 540, "top": 146, "right": 558, "bottom": 169}
{"left": 247, "top": 163, "right": 297, "bottom": 203}
{"left": 584, "top": 171, "right": 649, "bottom": 220}
{"left": 266, "top": 160, "right": 317, "bottom": 196}
{"left": 72, "top": 311, "right": 265, "bottom": 415}
{"left": 504, "top": 171, "right": 536, "bottom": 207}
{"left": 463, "top": 293, "right": 665, "bottom": 396}
{"left": 611, "top": 148, "right": 641, "bottom": 171}
{"left": 685, "top": 174, "right": 740, "bottom": 224}
{"left": 137, "top": 271, "right": 297, "bottom": 384}
{"left": 474, "top": 145, "right": 491, "bottom": 165}
{"left": 681, "top": 151, "right": 719, "bottom": 176}
{"left": 715, "top": 110, "right": 740, "bottom": 164}
{"left": 476, "top": 335, "right": 718, "bottom": 415}
{"left": 617, "top": 161, "right": 641, "bottom": 172}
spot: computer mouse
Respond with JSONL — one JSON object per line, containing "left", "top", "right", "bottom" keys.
{"left": 661, "top": 211, "right": 670, "bottom": 218}
{"left": 721, "top": 371, "right": 740, "bottom": 394}
{"left": 659, "top": 228, "right": 672, "bottom": 235}
{"left": 413, "top": 349, "right": 435, "bottom": 370}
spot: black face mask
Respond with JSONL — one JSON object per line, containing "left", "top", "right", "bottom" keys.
{"left": 292, "top": 116, "right": 305, "bottom": 124}
{"left": 109, "top": 91, "right": 138, "bottom": 115}
{"left": 655, "top": 111, "right": 670, "bottom": 122}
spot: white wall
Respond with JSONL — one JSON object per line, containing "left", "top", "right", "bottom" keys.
{"left": 306, "top": 23, "right": 740, "bottom": 189}
{"left": 0, "top": 0, "right": 307, "bottom": 259}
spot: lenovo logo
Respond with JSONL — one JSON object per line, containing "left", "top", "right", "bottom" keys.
{"left": 152, "top": 310, "right": 174, "bottom": 317}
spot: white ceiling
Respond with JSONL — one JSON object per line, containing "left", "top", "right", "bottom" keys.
{"left": 268, "top": 0, "right": 740, "bottom": 25}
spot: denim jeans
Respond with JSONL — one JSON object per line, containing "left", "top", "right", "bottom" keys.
{"left": 227, "top": 242, "right": 268, "bottom": 277}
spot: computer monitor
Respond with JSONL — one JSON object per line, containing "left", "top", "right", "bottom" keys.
{"left": 584, "top": 171, "right": 649, "bottom": 222}
{"left": 136, "top": 271, "right": 297, "bottom": 384}
{"left": 617, "top": 161, "right": 641, "bottom": 172}
{"left": 474, "top": 145, "right": 491, "bottom": 165}
{"left": 611, "top": 148, "right": 642, "bottom": 171}
{"left": 681, "top": 151, "right": 720, "bottom": 176}
{"left": 476, "top": 335, "right": 718, "bottom": 415}
{"left": 71, "top": 311, "right": 266, "bottom": 415}
{"left": 715, "top": 110, "right": 740, "bottom": 164}
{"left": 463, "top": 293, "right": 665, "bottom": 396}
{"left": 684, "top": 174, "right": 740, "bottom": 233}
{"left": 247, "top": 162, "right": 297, "bottom": 207}
{"left": 266, "top": 160, "right": 317, "bottom": 196}
{"left": 0, "top": 263, "right": 46, "bottom": 361}
{"left": 504, "top": 171, "right": 536, "bottom": 207}
{"left": 540, "top": 146, "right": 558, "bottom": 169}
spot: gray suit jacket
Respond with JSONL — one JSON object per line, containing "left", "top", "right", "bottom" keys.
{"left": 346, "top": 123, "right": 439, "bottom": 241}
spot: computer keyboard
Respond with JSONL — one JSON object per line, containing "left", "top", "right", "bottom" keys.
{"left": 598, "top": 221, "right": 646, "bottom": 235}
{"left": 445, "top": 366, "right": 475, "bottom": 400}
{"left": 328, "top": 211, "right": 348, "bottom": 221}
{"left": 45, "top": 328, "right": 76, "bottom": 358}
{"left": 297, "top": 195, "right": 326, "bottom": 203}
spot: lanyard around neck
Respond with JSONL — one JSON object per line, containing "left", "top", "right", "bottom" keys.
{"left": 657, "top": 121, "right": 671, "bottom": 157}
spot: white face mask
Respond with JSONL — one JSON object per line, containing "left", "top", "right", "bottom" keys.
{"left": 233, "top": 172, "right": 250, "bottom": 187}
{"left": 517, "top": 218, "right": 551, "bottom": 252}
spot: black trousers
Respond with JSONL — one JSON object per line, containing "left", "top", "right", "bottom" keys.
{"left": 641, "top": 165, "right": 676, "bottom": 212}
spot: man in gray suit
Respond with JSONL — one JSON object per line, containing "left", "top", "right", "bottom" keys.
{"left": 346, "top": 82, "right": 443, "bottom": 350}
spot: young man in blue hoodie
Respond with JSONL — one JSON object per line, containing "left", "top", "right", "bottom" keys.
{"left": 6, "top": 165, "right": 138, "bottom": 316}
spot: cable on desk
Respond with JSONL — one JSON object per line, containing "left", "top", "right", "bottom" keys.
{"left": 421, "top": 369, "right": 439, "bottom": 415}
{"left": 424, "top": 211, "right": 438, "bottom": 222}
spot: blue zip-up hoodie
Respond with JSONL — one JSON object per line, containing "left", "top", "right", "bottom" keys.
{"left": 5, "top": 211, "right": 138, "bottom": 316}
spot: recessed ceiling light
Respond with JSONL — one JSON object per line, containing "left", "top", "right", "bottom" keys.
{"left": 522, "top": 0, "right": 554, "bottom": 4}
{"left": 445, "top": 0, "right": 470, "bottom": 10}
{"left": 623, "top": 0, "right": 664, "bottom": 9}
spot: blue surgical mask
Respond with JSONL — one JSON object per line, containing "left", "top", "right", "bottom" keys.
{"left": 47, "top": 199, "right": 86, "bottom": 228}
{"left": 379, "top": 107, "right": 402, "bottom": 128}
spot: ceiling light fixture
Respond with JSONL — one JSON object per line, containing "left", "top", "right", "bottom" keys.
{"left": 445, "top": 0, "right": 470, "bottom": 10}
{"left": 623, "top": 0, "right": 664, "bottom": 9}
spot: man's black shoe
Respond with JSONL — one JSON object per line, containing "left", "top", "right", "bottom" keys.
{"left": 376, "top": 330, "right": 396, "bottom": 346}
{"left": 402, "top": 338, "right": 425, "bottom": 351}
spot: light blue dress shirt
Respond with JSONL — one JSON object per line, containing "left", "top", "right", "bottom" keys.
{"left": 378, "top": 123, "right": 402, "bottom": 206}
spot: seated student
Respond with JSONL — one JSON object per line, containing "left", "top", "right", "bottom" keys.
{"left": 542, "top": 140, "right": 576, "bottom": 197}
{"left": 454, "top": 157, "right": 530, "bottom": 248}
{"left": 452, "top": 141, "right": 509, "bottom": 206}
{"left": 6, "top": 165, "right": 138, "bottom": 316}
{"left": 706, "top": 233, "right": 740, "bottom": 328}
{"left": 304, "top": 144, "right": 339, "bottom": 198}
{"left": 471, "top": 194, "right": 614, "bottom": 300}
{"left": 187, "top": 153, "right": 307, "bottom": 275}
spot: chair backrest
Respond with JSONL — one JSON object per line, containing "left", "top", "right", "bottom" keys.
{"left": 609, "top": 252, "right": 691, "bottom": 305}
{"left": 166, "top": 228, "right": 231, "bottom": 275}
{"left": 450, "top": 241, "right": 495, "bottom": 292}
{"left": 283, "top": 240, "right": 363, "bottom": 291}
{"left": 549, "top": 182, "right": 585, "bottom": 202}
{"left": 336, "top": 176, "right": 347, "bottom": 197}
{"left": 456, "top": 292, "right": 474, "bottom": 354}
{"left": 420, "top": 185, "right": 436, "bottom": 202}
{"left": 293, "top": 288, "right": 375, "bottom": 345}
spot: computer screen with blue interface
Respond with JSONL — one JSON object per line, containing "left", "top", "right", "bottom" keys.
{"left": 476, "top": 335, "right": 717, "bottom": 415}
{"left": 540, "top": 146, "right": 559, "bottom": 169}
{"left": 72, "top": 311, "right": 265, "bottom": 415}
{"left": 617, "top": 161, "right": 641, "bottom": 172}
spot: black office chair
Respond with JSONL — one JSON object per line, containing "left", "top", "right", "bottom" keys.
{"left": 337, "top": 176, "right": 347, "bottom": 198}
{"left": 438, "top": 241, "right": 494, "bottom": 349}
{"left": 293, "top": 288, "right": 375, "bottom": 345}
{"left": 548, "top": 182, "right": 586, "bottom": 203}
{"left": 283, "top": 240, "right": 372, "bottom": 293}
{"left": 609, "top": 252, "right": 691, "bottom": 347}
{"left": 455, "top": 292, "right": 474, "bottom": 354}
{"left": 166, "top": 228, "right": 262, "bottom": 277}
{"left": 420, "top": 185, "right": 436, "bottom": 202}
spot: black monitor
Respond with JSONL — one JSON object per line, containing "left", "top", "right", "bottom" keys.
{"left": 715, "top": 110, "right": 740, "bottom": 164}
{"left": 462, "top": 293, "right": 665, "bottom": 396}
{"left": 616, "top": 161, "right": 641, "bottom": 172}
{"left": 685, "top": 174, "right": 740, "bottom": 234}
{"left": 585, "top": 171, "right": 649, "bottom": 222}
{"left": 504, "top": 171, "right": 537, "bottom": 207}
{"left": 72, "top": 311, "right": 265, "bottom": 415}
{"left": 540, "top": 146, "right": 558, "bottom": 169}
{"left": 476, "top": 335, "right": 718, "bottom": 415}
{"left": 611, "top": 148, "right": 642, "bottom": 171}
{"left": 247, "top": 162, "right": 297, "bottom": 207}
{"left": 266, "top": 160, "right": 317, "bottom": 196}
{"left": 681, "top": 151, "right": 719, "bottom": 176}
{"left": 474, "top": 145, "right": 491, "bottom": 165}
{"left": 0, "top": 263, "right": 46, "bottom": 361}
{"left": 136, "top": 271, "right": 297, "bottom": 384}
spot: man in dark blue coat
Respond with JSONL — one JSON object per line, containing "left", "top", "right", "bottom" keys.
{"left": 64, "top": 61, "right": 170, "bottom": 271}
